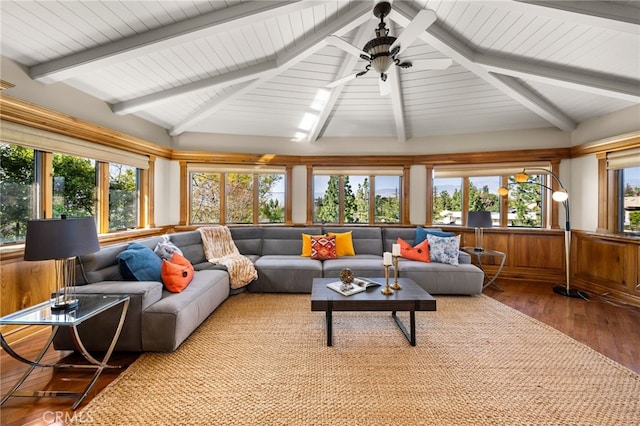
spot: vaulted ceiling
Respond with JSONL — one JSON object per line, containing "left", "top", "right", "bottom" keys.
{"left": 1, "top": 1, "right": 639, "bottom": 144}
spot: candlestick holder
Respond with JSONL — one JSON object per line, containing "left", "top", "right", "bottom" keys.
{"left": 390, "top": 255, "right": 402, "bottom": 290}
{"left": 381, "top": 264, "right": 394, "bottom": 295}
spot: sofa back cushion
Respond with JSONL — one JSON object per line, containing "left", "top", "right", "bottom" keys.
{"left": 262, "top": 227, "right": 322, "bottom": 256}
{"left": 383, "top": 228, "right": 417, "bottom": 253}
{"left": 322, "top": 227, "right": 382, "bottom": 256}
{"left": 75, "top": 236, "right": 162, "bottom": 285}
{"left": 229, "top": 227, "right": 263, "bottom": 256}
{"left": 169, "top": 231, "right": 207, "bottom": 265}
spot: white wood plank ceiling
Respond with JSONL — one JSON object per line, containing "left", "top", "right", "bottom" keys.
{"left": 1, "top": 0, "right": 638, "bottom": 144}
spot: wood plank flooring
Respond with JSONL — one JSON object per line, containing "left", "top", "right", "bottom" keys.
{"left": 2, "top": 280, "right": 639, "bottom": 426}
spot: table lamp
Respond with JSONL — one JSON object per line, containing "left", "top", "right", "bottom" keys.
{"left": 467, "top": 211, "right": 492, "bottom": 252}
{"left": 23, "top": 216, "right": 100, "bottom": 311}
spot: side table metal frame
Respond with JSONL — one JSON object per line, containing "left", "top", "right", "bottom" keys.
{"left": 462, "top": 248, "right": 507, "bottom": 291}
{"left": 0, "top": 295, "right": 129, "bottom": 410}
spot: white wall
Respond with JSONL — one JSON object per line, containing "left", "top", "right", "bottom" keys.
{"left": 571, "top": 105, "right": 640, "bottom": 146}
{"left": 1, "top": 57, "right": 172, "bottom": 147}
{"left": 569, "top": 155, "right": 599, "bottom": 232}
{"left": 153, "top": 158, "right": 181, "bottom": 226}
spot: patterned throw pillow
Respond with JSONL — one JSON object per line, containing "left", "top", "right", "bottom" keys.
{"left": 426, "top": 234, "right": 461, "bottom": 265}
{"left": 311, "top": 235, "right": 337, "bottom": 260}
{"left": 397, "top": 237, "right": 430, "bottom": 262}
{"left": 301, "top": 233, "right": 325, "bottom": 257}
{"left": 154, "top": 235, "right": 183, "bottom": 260}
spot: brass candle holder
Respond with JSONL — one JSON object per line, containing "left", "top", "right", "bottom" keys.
{"left": 381, "top": 264, "right": 394, "bottom": 295}
{"left": 390, "top": 255, "right": 402, "bottom": 290}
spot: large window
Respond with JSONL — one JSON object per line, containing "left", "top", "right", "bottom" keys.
{"left": 0, "top": 144, "right": 36, "bottom": 243}
{"left": 109, "top": 163, "right": 139, "bottom": 231}
{"left": 189, "top": 168, "right": 285, "bottom": 225}
{"left": 0, "top": 139, "right": 146, "bottom": 244}
{"left": 505, "top": 174, "right": 543, "bottom": 228}
{"left": 621, "top": 166, "right": 640, "bottom": 235}
{"left": 313, "top": 171, "right": 401, "bottom": 224}
{"left": 432, "top": 177, "right": 462, "bottom": 225}
{"left": 52, "top": 153, "right": 96, "bottom": 219}
{"left": 468, "top": 176, "right": 500, "bottom": 226}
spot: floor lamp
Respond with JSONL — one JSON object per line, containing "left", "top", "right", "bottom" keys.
{"left": 499, "top": 169, "right": 588, "bottom": 300}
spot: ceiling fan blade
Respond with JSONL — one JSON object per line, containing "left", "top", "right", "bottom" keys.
{"left": 326, "top": 73, "right": 358, "bottom": 88}
{"left": 390, "top": 9, "right": 437, "bottom": 56}
{"left": 379, "top": 78, "right": 391, "bottom": 96}
{"left": 411, "top": 58, "right": 453, "bottom": 70}
{"left": 326, "top": 35, "right": 369, "bottom": 59}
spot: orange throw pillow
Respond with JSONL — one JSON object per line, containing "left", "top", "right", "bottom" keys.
{"left": 397, "top": 237, "right": 430, "bottom": 262}
{"left": 161, "top": 252, "right": 195, "bottom": 293}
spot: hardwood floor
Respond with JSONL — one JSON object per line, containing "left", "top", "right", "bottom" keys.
{"left": 2, "top": 280, "right": 639, "bottom": 426}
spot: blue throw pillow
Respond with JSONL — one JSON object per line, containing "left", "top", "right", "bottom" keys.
{"left": 414, "top": 226, "right": 455, "bottom": 246}
{"left": 117, "top": 242, "right": 162, "bottom": 282}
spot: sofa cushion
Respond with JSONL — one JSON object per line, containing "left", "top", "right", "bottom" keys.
{"left": 117, "top": 242, "right": 163, "bottom": 282}
{"left": 397, "top": 237, "right": 430, "bottom": 262}
{"left": 322, "top": 255, "right": 386, "bottom": 279}
{"left": 414, "top": 226, "right": 455, "bottom": 246}
{"left": 169, "top": 231, "right": 207, "bottom": 265}
{"left": 229, "top": 226, "right": 263, "bottom": 256}
{"left": 327, "top": 231, "right": 355, "bottom": 256}
{"left": 161, "top": 253, "right": 195, "bottom": 293}
{"left": 262, "top": 227, "right": 322, "bottom": 256}
{"left": 427, "top": 234, "right": 461, "bottom": 265}
{"left": 311, "top": 235, "right": 336, "bottom": 260}
{"left": 322, "top": 227, "right": 382, "bottom": 255}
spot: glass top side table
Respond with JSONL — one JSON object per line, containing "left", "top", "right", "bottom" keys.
{"left": 0, "top": 294, "right": 130, "bottom": 410}
{"left": 461, "top": 247, "right": 507, "bottom": 291}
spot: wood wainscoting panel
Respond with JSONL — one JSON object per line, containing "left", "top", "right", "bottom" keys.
{"left": 512, "top": 233, "right": 565, "bottom": 270}
{"left": 572, "top": 231, "right": 640, "bottom": 306}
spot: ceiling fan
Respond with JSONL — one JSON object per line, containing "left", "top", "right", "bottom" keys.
{"left": 326, "top": 1, "right": 452, "bottom": 95}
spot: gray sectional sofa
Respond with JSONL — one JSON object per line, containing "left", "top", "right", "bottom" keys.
{"left": 54, "top": 226, "right": 483, "bottom": 353}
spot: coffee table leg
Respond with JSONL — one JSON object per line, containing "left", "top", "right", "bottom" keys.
{"left": 391, "top": 311, "right": 417, "bottom": 346}
{"left": 326, "top": 300, "right": 333, "bottom": 347}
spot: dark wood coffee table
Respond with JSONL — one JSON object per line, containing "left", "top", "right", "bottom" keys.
{"left": 311, "top": 277, "right": 436, "bottom": 346}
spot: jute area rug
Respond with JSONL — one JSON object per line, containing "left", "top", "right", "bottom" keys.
{"left": 73, "top": 293, "right": 639, "bottom": 425}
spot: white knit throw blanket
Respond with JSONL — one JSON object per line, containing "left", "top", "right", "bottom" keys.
{"left": 198, "top": 226, "right": 258, "bottom": 289}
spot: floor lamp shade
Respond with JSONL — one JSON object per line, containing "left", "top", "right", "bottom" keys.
{"left": 24, "top": 217, "right": 100, "bottom": 310}
{"left": 467, "top": 211, "right": 493, "bottom": 252}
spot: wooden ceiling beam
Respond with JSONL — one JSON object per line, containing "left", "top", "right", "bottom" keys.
{"left": 391, "top": 2, "right": 576, "bottom": 132}
{"left": 29, "top": 1, "right": 325, "bottom": 83}
{"left": 170, "top": 3, "right": 372, "bottom": 136}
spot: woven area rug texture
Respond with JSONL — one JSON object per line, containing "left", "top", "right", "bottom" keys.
{"left": 72, "top": 293, "right": 640, "bottom": 425}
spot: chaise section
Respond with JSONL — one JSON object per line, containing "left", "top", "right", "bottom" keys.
{"left": 142, "top": 269, "right": 229, "bottom": 352}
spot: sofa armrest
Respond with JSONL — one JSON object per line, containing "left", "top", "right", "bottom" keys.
{"left": 458, "top": 251, "right": 471, "bottom": 264}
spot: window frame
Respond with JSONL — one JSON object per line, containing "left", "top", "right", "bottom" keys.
{"left": 310, "top": 169, "right": 403, "bottom": 225}
{"left": 186, "top": 165, "right": 287, "bottom": 226}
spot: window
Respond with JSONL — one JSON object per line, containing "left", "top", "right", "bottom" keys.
{"left": 190, "top": 172, "right": 221, "bottom": 224}
{"left": 505, "top": 174, "right": 543, "bottom": 228}
{"left": 620, "top": 166, "right": 640, "bottom": 235}
{"left": 0, "top": 138, "right": 146, "bottom": 245}
{"left": 109, "top": 163, "right": 139, "bottom": 231}
{"left": 433, "top": 177, "right": 462, "bottom": 225}
{"left": 468, "top": 176, "right": 500, "bottom": 226}
{"left": 313, "top": 170, "right": 402, "bottom": 225}
{"left": 188, "top": 168, "right": 285, "bottom": 225}
{"left": 0, "top": 144, "right": 36, "bottom": 244}
{"left": 52, "top": 153, "right": 96, "bottom": 219}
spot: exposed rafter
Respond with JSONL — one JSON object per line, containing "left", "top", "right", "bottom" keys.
{"left": 391, "top": 2, "right": 576, "bottom": 132}
{"left": 475, "top": 52, "right": 640, "bottom": 103}
{"left": 169, "top": 3, "right": 372, "bottom": 136}
{"left": 512, "top": 1, "right": 640, "bottom": 34}
{"left": 307, "top": 19, "right": 378, "bottom": 143}
{"left": 29, "top": 1, "right": 325, "bottom": 83}
{"left": 388, "top": 66, "right": 406, "bottom": 142}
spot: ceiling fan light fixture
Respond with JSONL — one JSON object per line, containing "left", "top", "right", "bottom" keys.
{"left": 363, "top": 36, "right": 397, "bottom": 74}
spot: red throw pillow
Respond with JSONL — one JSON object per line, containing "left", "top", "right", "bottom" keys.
{"left": 397, "top": 237, "right": 430, "bottom": 262}
{"left": 161, "top": 252, "right": 195, "bottom": 293}
{"left": 311, "top": 235, "right": 337, "bottom": 260}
